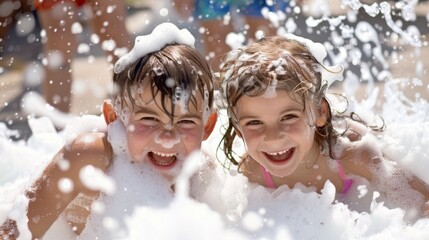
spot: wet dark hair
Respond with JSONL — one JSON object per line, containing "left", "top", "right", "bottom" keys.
{"left": 218, "top": 36, "right": 383, "bottom": 168}
{"left": 113, "top": 43, "right": 214, "bottom": 119}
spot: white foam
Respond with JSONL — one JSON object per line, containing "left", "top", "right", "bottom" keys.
{"left": 114, "top": 22, "right": 195, "bottom": 74}
{"left": 153, "top": 130, "right": 181, "bottom": 149}
{"left": 283, "top": 33, "right": 344, "bottom": 88}
{"left": 2, "top": 100, "right": 429, "bottom": 239}
{"left": 3, "top": 5, "right": 429, "bottom": 239}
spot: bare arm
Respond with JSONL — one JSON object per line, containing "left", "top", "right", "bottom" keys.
{"left": 26, "top": 132, "right": 112, "bottom": 239}
{"left": 339, "top": 119, "right": 429, "bottom": 216}
{"left": 408, "top": 176, "right": 429, "bottom": 216}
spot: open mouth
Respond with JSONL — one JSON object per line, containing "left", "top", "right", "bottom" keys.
{"left": 263, "top": 148, "right": 295, "bottom": 164}
{"left": 148, "top": 151, "right": 178, "bottom": 169}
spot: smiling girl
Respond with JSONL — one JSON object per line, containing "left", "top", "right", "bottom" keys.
{"left": 219, "top": 35, "right": 429, "bottom": 221}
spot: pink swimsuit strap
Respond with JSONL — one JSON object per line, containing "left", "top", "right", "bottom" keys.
{"left": 259, "top": 161, "right": 354, "bottom": 192}
{"left": 259, "top": 164, "right": 276, "bottom": 189}
{"left": 337, "top": 161, "right": 354, "bottom": 193}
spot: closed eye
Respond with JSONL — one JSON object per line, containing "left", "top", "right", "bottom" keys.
{"left": 177, "top": 119, "right": 198, "bottom": 129}
{"left": 140, "top": 117, "right": 159, "bottom": 122}
{"left": 178, "top": 119, "right": 196, "bottom": 124}
{"left": 137, "top": 117, "right": 160, "bottom": 126}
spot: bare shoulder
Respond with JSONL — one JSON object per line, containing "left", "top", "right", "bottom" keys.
{"left": 33, "top": 132, "right": 114, "bottom": 195}
{"left": 63, "top": 132, "right": 113, "bottom": 171}
{"left": 26, "top": 132, "right": 113, "bottom": 238}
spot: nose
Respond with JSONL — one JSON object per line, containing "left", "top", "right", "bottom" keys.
{"left": 263, "top": 124, "right": 284, "bottom": 142}
{"left": 160, "top": 129, "right": 176, "bottom": 139}
{"left": 155, "top": 128, "right": 181, "bottom": 149}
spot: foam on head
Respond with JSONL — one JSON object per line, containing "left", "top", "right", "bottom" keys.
{"left": 221, "top": 34, "right": 344, "bottom": 98}
{"left": 282, "top": 33, "right": 344, "bottom": 88}
{"left": 114, "top": 22, "right": 196, "bottom": 74}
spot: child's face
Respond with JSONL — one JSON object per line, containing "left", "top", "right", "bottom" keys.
{"left": 234, "top": 90, "right": 322, "bottom": 177}
{"left": 121, "top": 80, "right": 208, "bottom": 180}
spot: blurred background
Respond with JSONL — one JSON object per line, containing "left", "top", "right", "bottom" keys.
{"left": 1, "top": 0, "right": 428, "bottom": 140}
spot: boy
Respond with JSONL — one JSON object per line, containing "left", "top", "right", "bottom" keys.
{"left": 1, "top": 22, "right": 217, "bottom": 239}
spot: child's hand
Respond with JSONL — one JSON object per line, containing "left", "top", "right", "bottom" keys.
{"left": 0, "top": 219, "right": 20, "bottom": 240}
{"left": 409, "top": 177, "right": 429, "bottom": 218}
{"left": 337, "top": 118, "right": 384, "bottom": 164}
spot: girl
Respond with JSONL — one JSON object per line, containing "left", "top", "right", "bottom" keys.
{"left": 0, "top": 22, "right": 218, "bottom": 239}
{"left": 218, "top": 35, "right": 429, "bottom": 221}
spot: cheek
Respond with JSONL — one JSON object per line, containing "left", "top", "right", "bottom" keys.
{"left": 126, "top": 137, "right": 142, "bottom": 161}
{"left": 131, "top": 122, "right": 159, "bottom": 135}
{"left": 241, "top": 131, "right": 260, "bottom": 150}
{"left": 178, "top": 128, "right": 204, "bottom": 150}
{"left": 291, "top": 122, "right": 315, "bottom": 145}
{"left": 127, "top": 124, "right": 158, "bottom": 143}
{"left": 126, "top": 124, "right": 158, "bottom": 158}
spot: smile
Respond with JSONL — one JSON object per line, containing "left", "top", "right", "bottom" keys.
{"left": 263, "top": 148, "right": 295, "bottom": 163}
{"left": 148, "top": 151, "right": 178, "bottom": 168}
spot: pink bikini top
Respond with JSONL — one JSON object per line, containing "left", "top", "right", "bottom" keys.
{"left": 259, "top": 161, "right": 354, "bottom": 193}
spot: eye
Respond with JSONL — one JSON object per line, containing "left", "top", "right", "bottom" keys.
{"left": 138, "top": 116, "right": 160, "bottom": 126}
{"left": 140, "top": 117, "right": 159, "bottom": 122}
{"left": 177, "top": 119, "right": 197, "bottom": 129}
{"left": 281, "top": 114, "right": 299, "bottom": 122}
{"left": 178, "top": 119, "right": 196, "bottom": 124}
{"left": 245, "top": 120, "right": 262, "bottom": 126}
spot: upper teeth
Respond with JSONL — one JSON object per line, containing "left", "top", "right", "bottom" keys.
{"left": 267, "top": 149, "right": 289, "bottom": 156}
{"left": 153, "top": 151, "right": 176, "bottom": 157}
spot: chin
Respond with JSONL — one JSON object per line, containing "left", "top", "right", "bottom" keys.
{"left": 154, "top": 157, "right": 185, "bottom": 182}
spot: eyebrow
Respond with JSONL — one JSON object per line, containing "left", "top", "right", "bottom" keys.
{"left": 134, "top": 107, "right": 159, "bottom": 116}
{"left": 176, "top": 112, "right": 203, "bottom": 121}
{"left": 134, "top": 107, "right": 202, "bottom": 120}
{"left": 238, "top": 115, "right": 258, "bottom": 122}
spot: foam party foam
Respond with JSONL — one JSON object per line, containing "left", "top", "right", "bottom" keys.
{"left": 2, "top": 112, "right": 429, "bottom": 239}
{"left": 282, "top": 33, "right": 344, "bottom": 88}
{"left": 2, "top": 1, "right": 429, "bottom": 238}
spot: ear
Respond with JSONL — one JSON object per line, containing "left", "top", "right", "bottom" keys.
{"left": 315, "top": 98, "right": 329, "bottom": 127}
{"left": 202, "top": 112, "right": 217, "bottom": 140}
{"left": 103, "top": 100, "right": 117, "bottom": 125}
